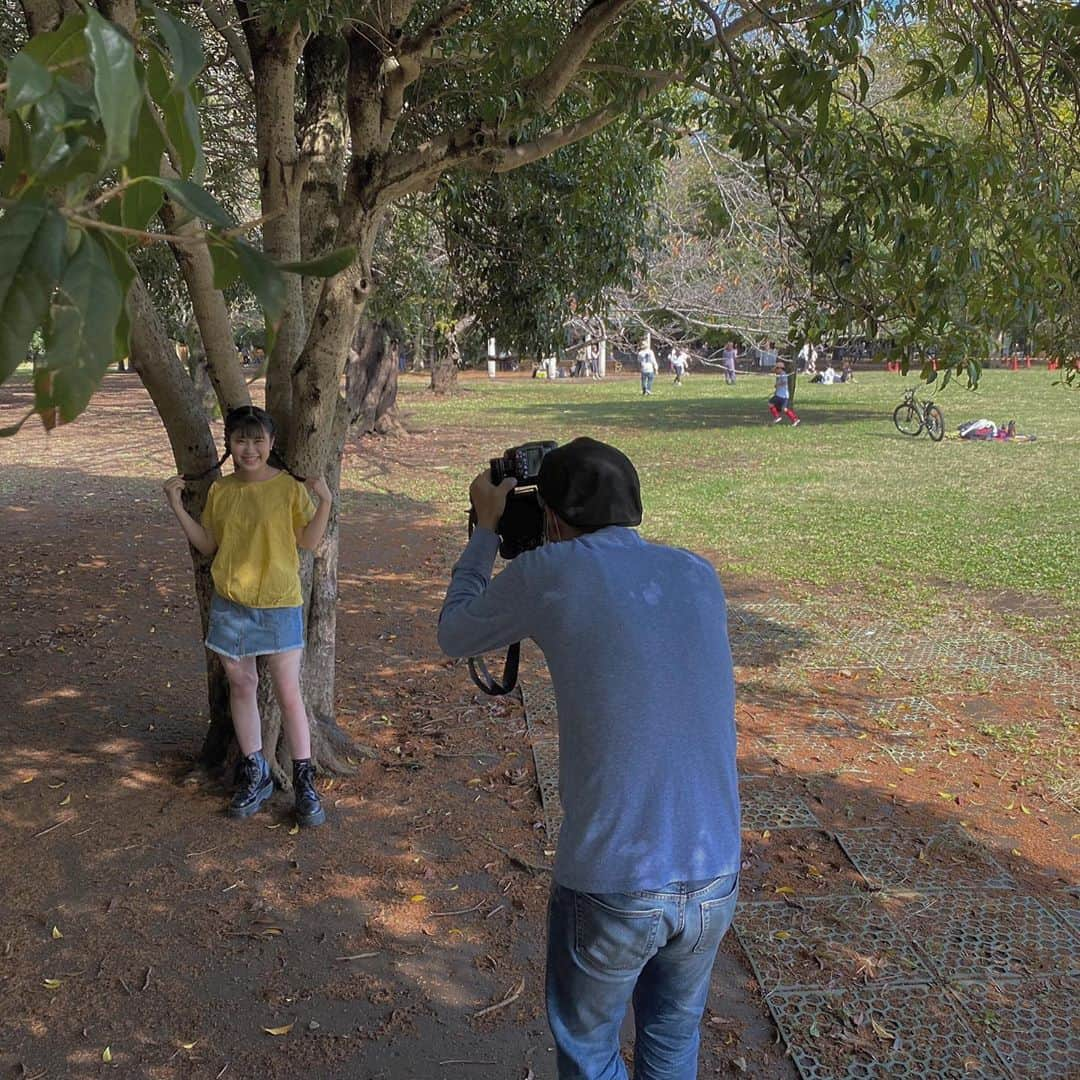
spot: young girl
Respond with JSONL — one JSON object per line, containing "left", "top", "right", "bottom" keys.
{"left": 163, "top": 405, "right": 333, "bottom": 826}
{"left": 769, "top": 361, "right": 801, "bottom": 426}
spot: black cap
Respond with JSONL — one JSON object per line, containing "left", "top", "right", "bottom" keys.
{"left": 537, "top": 437, "right": 642, "bottom": 528}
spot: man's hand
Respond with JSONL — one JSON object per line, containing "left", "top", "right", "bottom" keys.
{"left": 469, "top": 469, "right": 517, "bottom": 532}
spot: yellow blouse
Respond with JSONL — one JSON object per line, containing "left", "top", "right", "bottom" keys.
{"left": 202, "top": 472, "right": 315, "bottom": 608}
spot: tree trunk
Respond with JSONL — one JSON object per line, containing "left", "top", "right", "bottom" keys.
{"left": 346, "top": 320, "right": 400, "bottom": 434}
{"left": 430, "top": 338, "right": 459, "bottom": 393}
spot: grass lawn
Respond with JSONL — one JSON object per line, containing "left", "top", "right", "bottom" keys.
{"left": 381, "top": 368, "right": 1077, "bottom": 617}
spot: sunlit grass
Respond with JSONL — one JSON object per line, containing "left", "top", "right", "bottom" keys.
{"left": 380, "top": 368, "right": 1077, "bottom": 610}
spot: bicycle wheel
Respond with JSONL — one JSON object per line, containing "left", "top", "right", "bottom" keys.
{"left": 892, "top": 402, "right": 923, "bottom": 436}
{"left": 925, "top": 404, "right": 945, "bottom": 441}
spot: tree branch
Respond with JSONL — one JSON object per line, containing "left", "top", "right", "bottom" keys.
{"left": 490, "top": 105, "right": 624, "bottom": 172}
{"left": 523, "top": 0, "right": 641, "bottom": 112}
{"left": 398, "top": 0, "right": 471, "bottom": 78}
{"left": 201, "top": 0, "right": 254, "bottom": 89}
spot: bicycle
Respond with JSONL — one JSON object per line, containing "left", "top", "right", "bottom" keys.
{"left": 892, "top": 386, "right": 944, "bottom": 441}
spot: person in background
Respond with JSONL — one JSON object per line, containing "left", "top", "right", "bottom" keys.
{"left": 670, "top": 346, "right": 689, "bottom": 385}
{"left": 768, "top": 361, "right": 801, "bottom": 426}
{"left": 722, "top": 341, "right": 737, "bottom": 385}
{"left": 638, "top": 338, "right": 658, "bottom": 395}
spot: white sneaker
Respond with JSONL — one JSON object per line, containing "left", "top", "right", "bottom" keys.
{"left": 791, "top": 418, "right": 801, "bottom": 426}
{"left": 773, "top": 416, "right": 783, "bottom": 424}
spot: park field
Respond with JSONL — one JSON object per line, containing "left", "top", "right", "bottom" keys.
{"left": 371, "top": 368, "right": 1077, "bottom": 620}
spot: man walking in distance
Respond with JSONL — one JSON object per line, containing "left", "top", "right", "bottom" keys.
{"left": 438, "top": 437, "right": 740, "bottom": 1080}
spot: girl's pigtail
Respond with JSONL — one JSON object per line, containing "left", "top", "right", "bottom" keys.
{"left": 182, "top": 447, "right": 230, "bottom": 483}
{"left": 268, "top": 447, "right": 305, "bottom": 483}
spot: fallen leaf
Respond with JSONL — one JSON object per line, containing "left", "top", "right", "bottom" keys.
{"left": 870, "top": 1019, "right": 895, "bottom": 1040}
{"left": 288, "top": 824, "right": 300, "bottom": 836}
{"left": 761, "top": 829, "right": 771, "bottom": 840}
{"left": 1011, "top": 848, "right": 1021, "bottom": 856}
{"left": 102, "top": 1047, "right": 112, "bottom": 1062}
{"left": 266, "top": 824, "right": 281, "bottom": 830}
{"left": 21, "top": 775, "right": 34, "bottom": 784}
{"left": 263, "top": 1023, "right": 294, "bottom": 1036}
{"left": 774, "top": 930, "right": 792, "bottom": 940}
{"left": 774, "top": 885, "right": 796, "bottom": 895}
{"left": 179, "top": 1040, "right": 198, "bottom": 1050}
{"left": 1019, "top": 803, "right": 1032, "bottom": 815}
{"left": 410, "top": 894, "right": 427, "bottom": 903}
{"left": 51, "top": 926, "right": 62, "bottom": 940}
{"left": 938, "top": 792, "right": 955, "bottom": 800}
{"left": 59, "top": 795, "right": 71, "bottom": 806}
{"left": 900, "top": 767, "right": 916, "bottom": 774}
{"left": 43, "top": 978, "right": 62, "bottom": 989}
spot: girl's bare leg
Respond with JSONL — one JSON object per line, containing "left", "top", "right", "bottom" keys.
{"left": 222, "top": 656, "right": 261, "bottom": 755}
{"left": 266, "top": 649, "right": 311, "bottom": 760}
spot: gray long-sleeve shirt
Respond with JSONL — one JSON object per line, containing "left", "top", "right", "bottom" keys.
{"left": 438, "top": 525, "right": 740, "bottom": 893}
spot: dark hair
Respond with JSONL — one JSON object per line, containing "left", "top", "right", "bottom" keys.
{"left": 183, "top": 405, "right": 305, "bottom": 482}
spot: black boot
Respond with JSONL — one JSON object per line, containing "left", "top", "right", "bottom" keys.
{"left": 228, "top": 750, "right": 273, "bottom": 819}
{"left": 293, "top": 759, "right": 326, "bottom": 827}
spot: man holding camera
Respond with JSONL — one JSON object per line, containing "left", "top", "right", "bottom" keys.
{"left": 438, "top": 437, "right": 740, "bottom": 1080}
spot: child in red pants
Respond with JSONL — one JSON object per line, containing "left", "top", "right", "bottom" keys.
{"left": 768, "top": 362, "right": 800, "bottom": 425}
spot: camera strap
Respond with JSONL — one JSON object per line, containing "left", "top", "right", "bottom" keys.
{"left": 467, "top": 643, "right": 521, "bottom": 696}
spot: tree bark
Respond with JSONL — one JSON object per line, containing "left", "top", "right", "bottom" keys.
{"left": 430, "top": 343, "right": 458, "bottom": 393}
{"left": 299, "top": 34, "right": 347, "bottom": 328}
{"left": 242, "top": 11, "right": 306, "bottom": 427}
{"left": 346, "top": 321, "right": 400, "bottom": 434}
{"left": 126, "top": 278, "right": 232, "bottom": 768}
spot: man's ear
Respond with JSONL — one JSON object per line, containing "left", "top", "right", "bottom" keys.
{"left": 544, "top": 506, "right": 561, "bottom": 542}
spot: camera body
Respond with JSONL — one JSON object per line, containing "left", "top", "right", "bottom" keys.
{"left": 489, "top": 441, "right": 557, "bottom": 486}
{"left": 471, "top": 441, "right": 557, "bottom": 559}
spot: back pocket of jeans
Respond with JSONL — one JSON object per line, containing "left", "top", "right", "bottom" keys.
{"left": 573, "top": 893, "right": 663, "bottom": 972}
{"left": 691, "top": 876, "right": 739, "bottom": 954}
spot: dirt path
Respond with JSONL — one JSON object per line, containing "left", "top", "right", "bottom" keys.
{"left": 0, "top": 378, "right": 792, "bottom": 1079}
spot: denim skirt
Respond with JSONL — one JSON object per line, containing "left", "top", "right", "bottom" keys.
{"left": 205, "top": 593, "right": 304, "bottom": 660}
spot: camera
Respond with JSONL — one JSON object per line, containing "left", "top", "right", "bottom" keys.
{"left": 490, "top": 441, "right": 557, "bottom": 486}
{"left": 471, "top": 441, "right": 557, "bottom": 559}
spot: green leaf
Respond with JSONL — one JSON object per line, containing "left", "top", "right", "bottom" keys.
{"left": 209, "top": 239, "right": 241, "bottom": 290}
{"left": 231, "top": 239, "right": 286, "bottom": 324}
{"left": 0, "top": 200, "right": 67, "bottom": 383}
{"left": 7, "top": 54, "right": 56, "bottom": 112}
{"left": 33, "top": 368, "right": 58, "bottom": 431}
{"left": 279, "top": 247, "right": 356, "bottom": 277}
{"left": 28, "top": 90, "right": 73, "bottom": 176}
{"left": 156, "top": 177, "right": 234, "bottom": 228}
{"left": 22, "top": 13, "right": 88, "bottom": 69}
{"left": 180, "top": 87, "right": 206, "bottom": 181}
{"left": 0, "top": 116, "right": 32, "bottom": 195}
{"left": 121, "top": 104, "right": 167, "bottom": 230}
{"left": 152, "top": 6, "right": 205, "bottom": 90}
{"left": 162, "top": 89, "right": 199, "bottom": 177}
{"left": 84, "top": 9, "right": 140, "bottom": 166}
{"left": 42, "top": 233, "right": 125, "bottom": 421}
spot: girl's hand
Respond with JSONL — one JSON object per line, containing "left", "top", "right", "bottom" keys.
{"left": 163, "top": 475, "right": 186, "bottom": 506}
{"left": 306, "top": 475, "right": 332, "bottom": 502}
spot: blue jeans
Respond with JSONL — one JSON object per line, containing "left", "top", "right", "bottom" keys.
{"left": 546, "top": 873, "right": 739, "bottom": 1080}
{"left": 641, "top": 371, "right": 655, "bottom": 394}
